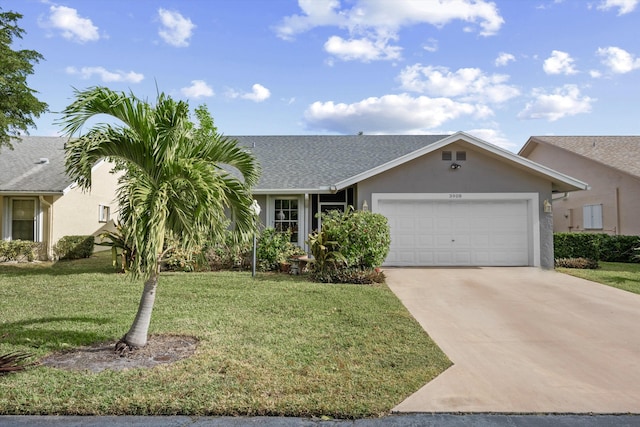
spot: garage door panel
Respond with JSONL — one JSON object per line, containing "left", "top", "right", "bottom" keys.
{"left": 380, "top": 197, "right": 530, "bottom": 267}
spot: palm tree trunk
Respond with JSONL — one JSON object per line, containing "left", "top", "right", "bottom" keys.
{"left": 120, "top": 266, "right": 159, "bottom": 349}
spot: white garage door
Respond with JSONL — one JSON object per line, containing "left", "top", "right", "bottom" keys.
{"left": 377, "top": 198, "right": 530, "bottom": 266}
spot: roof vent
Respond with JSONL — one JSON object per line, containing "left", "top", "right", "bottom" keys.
{"left": 38, "top": 158, "right": 49, "bottom": 164}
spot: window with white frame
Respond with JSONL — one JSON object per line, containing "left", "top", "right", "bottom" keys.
{"left": 10, "top": 198, "right": 37, "bottom": 241}
{"left": 99, "top": 204, "right": 110, "bottom": 223}
{"left": 583, "top": 204, "right": 603, "bottom": 229}
{"left": 274, "top": 198, "right": 298, "bottom": 243}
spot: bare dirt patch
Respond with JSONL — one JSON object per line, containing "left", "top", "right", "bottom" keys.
{"left": 40, "top": 335, "right": 198, "bottom": 373}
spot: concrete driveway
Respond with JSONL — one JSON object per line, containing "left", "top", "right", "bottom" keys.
{"left": 385, "top": 267, "right": 640, "bottom": 413}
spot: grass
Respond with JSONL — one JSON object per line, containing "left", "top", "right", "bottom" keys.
{"left": 0, "top": 252, "right": 450, "bottom": 418}
{"left": 557, "top": 262, "right": 640, "bottom": 295}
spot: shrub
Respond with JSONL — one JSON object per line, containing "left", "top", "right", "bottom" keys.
{"left": 320, "top": 208, "right": 390, "bottom": 269}
{"left": 310, "top": 267, "right": 385, "bottom": 285}
{"left": 97, "top": 225, "right": 135, "bottom": 272}
{"left": 598, "top": 234, "right": 640, "bottom": 263}
{"left": 256, "top": 227, "right": 299, "bottom": 271}
{"left": 555, "top": 257, "right": 599, "bottom": 269}
{"left": 0, "top": 240, "right": 39, "bottom": 262}
{"left": 54, "top": 235, "right": 94, "bottom": 260}
{"left": 554, "top": 233, "right": 640, "bottom": 263}
{"left": 203, "top": 235, "right": 251, "bottom": 271}
{"left": 307, "top": 230, "right": 347, "bottom": 277}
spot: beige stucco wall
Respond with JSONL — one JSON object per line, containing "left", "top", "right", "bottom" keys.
{"left": 52, "top": 160, "right": 121, "bottom": 245}
{"left": 525, "top": 143, "right": 640, "bottom": 235}
{"left": 356, "top": 141, "right": 555, "bottom": 268}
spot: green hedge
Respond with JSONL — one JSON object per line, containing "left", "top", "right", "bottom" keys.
{"left": 554, "top": 233, "right": 640, "bottom": 263}
{"left": 54, "top": 235, "right": 95, "bottom": 260}
{"left": 0, "top": 240, "right": 39, "bottom": 262}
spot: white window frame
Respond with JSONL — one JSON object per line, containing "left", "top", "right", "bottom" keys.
{"left": 266, "top": 195, "right": 304, "bottom": 247}
{"left": 2, "top": 197, "right": 41, "bottom": 242}
{"left": 583, "top": 204, "right": 603, "bottom": 230}
{"left": 99, "top": 204, "right": 110, "bottom": 223}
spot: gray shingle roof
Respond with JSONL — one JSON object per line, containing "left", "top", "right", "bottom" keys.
{"left": 233, "top": 135, "right": 449, "bottom": 191}
{"left": 528, "top": 136, "right": 640, "bottom": 179}
{"left": 0, "top": 136, "right": 72, "bottom": 193}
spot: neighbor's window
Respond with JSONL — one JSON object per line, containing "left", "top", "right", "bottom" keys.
{"left": 99, "top": 204, "right": 110, "bottom": 223}
{"left": 274, "top": 198, "right": 298, "bottom": 243}
{"left": 442, "top": 151, "right": 452, "bottom": 161}
{"left": 583, "top": 204, "right": 603, "bottom": 229}
{"left": 456, "top": 151, "right": 467, "bottom": 161}
{"left": 11, "top": 199, "right": 36, "bottom": 241}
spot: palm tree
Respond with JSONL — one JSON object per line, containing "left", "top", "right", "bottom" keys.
{"left": 59, "top": 87, "right": 260, "bottom": 351}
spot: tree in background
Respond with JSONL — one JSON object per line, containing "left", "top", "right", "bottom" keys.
{"left": 0, "top": 9, "right": 48, "bottom": 151}
{"left": 60, "top": 86, "right": 260, "bottom": 351}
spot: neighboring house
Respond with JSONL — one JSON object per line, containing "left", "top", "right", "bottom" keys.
{"left": 0, "top": 136, "right": 120, "bottom": 259}
{"left": 238, "top": 132, "right": 587, "bottom": 269}
{"left": 519, "top": 136, "right": 640, "bottom": 236}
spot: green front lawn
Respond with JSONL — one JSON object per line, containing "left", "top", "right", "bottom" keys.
{"left": 557, "top": 262, "right": 640, "bottom": 295}
{"left": 0, "top": 252, "right": 450, "bottom": 418}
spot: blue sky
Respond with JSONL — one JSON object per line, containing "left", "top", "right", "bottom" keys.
{"left": 7, "top": 0, "right": 640, "bottom": 151}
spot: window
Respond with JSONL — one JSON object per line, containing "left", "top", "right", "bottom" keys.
{"left": 456, "top": 151, "right": 466, "bottom": 161}
{"left": 99, "top": 204, "right": 110, "bottom": 223}
{"left": 11, "top": 199, "right": 36, "bottom": 241}
{"left": 583, "top": 204, "right": 603, "bottom": 229}
{"left": 441, "top": 151, "right": 452, "bottom": 161}
{"left": 274, "top": 199, "right": 298, "bottom": 242}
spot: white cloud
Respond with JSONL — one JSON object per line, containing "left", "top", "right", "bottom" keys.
{"left": 43, "top": 5, "right": 100, "bottom": 43}
{"left": 65, "top": 66, "right": 144, "bottom": 83}
{"left": 518, "top": 84, "right": 594, "bottom": 122}
{"left": 543, "top": 50, "right": 578, "bottom": 75}
{"left": 227, "top": 84, "right": 271, "bottom": 102}
{"left": 275, "top": 0, "right": 504, "bottom": 62}
{"left": 180, "top": 80, "right": 214, "bottom": 98}
{"left": 423, "top": 38, "right": 438, "bottom": 53}
{"left": 324, "top": 35, "right": 402, "bottom": 62}
{"left": 303, "top": 93, "right": 491, "bottom": 134}
{"left": 597, "top": 0, "right": 639, "bottom": 15}
{"left": 597, "top": 46, "right": 640, "bottom": 73}
{"left": 398, "top": 64, "right": 520, "bottom": 104}
{"left": 495, "top": 52, "right": 515, "bottom": 67}
{"left": 158, "top": 8, "right": 195, "bottom": 47}
{"left": 464, "top": 128, "right": 517, "bottom": 150}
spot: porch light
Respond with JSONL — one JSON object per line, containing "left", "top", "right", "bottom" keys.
{"left": 543, "top": 199, "right": 552, "bottom": 213}
{"left": 362, "top": 200, "right": 369, "bottom": 211}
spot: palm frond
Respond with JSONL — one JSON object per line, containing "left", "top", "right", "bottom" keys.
{"left": 0, "top": 352, "right": 36, "bottom": 375}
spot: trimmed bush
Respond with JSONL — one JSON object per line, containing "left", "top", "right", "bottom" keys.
{"left": 555, "top": 257, "right": 599, "bottom": 269}
{"left": 554, "top": 233, "right": 600, "bottom": 260}
{"left": 310, "top": 267, "right": 385, "bottom": 285}
{"left": 54, "top": 235, "right": 95, "bottom": 260}
{"left": 0, "top": 240, "right": 39, "bottom": 262}
{"left": 554, "top": 233, "right": 640, "bottom": 263}
{"left": 320, "top": 208, "right": 391, "bottom": 269}
{"left": 598, "top": 234, "right": 640, "bottom": 263}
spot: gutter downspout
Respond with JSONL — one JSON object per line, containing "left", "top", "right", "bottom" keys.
{"left": 39, "top": 196, "right": 53, "bottom": 260}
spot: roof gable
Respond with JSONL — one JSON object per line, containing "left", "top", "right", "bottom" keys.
{"left": 237, "top": 132, "right": 586, "bottom": 193}
{"left": 520, "top": 136, "right": 640, "bottom": 179}
{"left": 0, "top": 136, "right": 72, "bottom": 193}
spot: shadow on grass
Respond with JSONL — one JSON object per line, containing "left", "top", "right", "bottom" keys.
{"left": 608, "top": 275, "right": 640, "bottom": 285}
{"left": 0, "top": 257, "right": 120, "bottom": 277}
{"left": 1, "top": 316, "right": 115, "bottom": 351}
